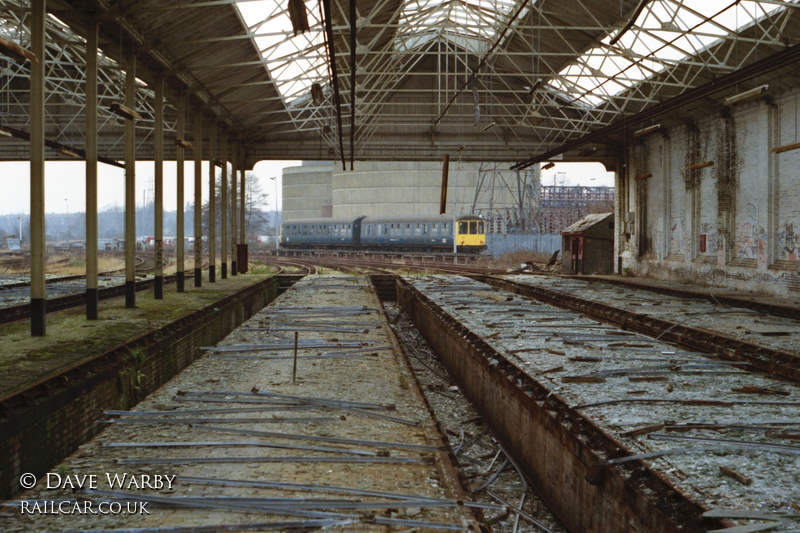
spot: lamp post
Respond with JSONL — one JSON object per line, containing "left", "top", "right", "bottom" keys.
{"left": 270, "top": 176, "right": 278, "bottom": 250}
{"left": 64, "top": 198, "right": 69, "bottom": 248}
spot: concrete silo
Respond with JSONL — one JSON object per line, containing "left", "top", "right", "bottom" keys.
{"left": 331, "top": 161, "right": 482, "bottom": 219}
{"left": 281, "top": 161, "right": 333, "bottom": 221}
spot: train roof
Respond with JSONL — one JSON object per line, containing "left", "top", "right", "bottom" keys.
{"left": 282, "top": 214, "right": 484, "bottom": 226}
{"left": 281, "top": 218, "right": 356, "bottom": 225}
{"left": 362, "top": 214, "right": 483, "bottom": 224}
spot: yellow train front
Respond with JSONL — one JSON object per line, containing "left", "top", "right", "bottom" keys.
{"left": 280, "top": 214, "right": 487, "bottom": 254}
{"left": 454, "top": 215, "right": 487, "bottom": 253}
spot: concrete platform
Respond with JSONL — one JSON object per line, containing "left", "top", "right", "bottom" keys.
{"left": 399, "top": 275, "right": 800, "bottom": 533}
{"left": 1, "top": 274, "right": 481, "bottom": 532}
{"left": 0, "top": 273, "right": 271, "bottom": 398}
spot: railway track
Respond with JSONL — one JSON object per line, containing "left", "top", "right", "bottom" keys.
{"left": 0, "top": 270, "right": 196, "bottom": 325}
{"left": 257, "top": 257, "right": 800, "bottom": 382}
{"left": 398, "top": 274, "right": 800, "bottom": 533}
{"left": 2, "top": 261, "right": 798, "bottom": 532}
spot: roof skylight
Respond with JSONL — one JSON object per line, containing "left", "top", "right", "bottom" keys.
{"left": 395, "top": 0, "right": 530, "bottom": 53}
{"left": 234, "top": 0, "right": 328, "bottom": 104}
{"left": 549, "top": 0, "right": 787, "bottom": 108}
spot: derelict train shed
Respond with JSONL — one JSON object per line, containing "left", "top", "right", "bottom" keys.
{"left": 5, "top": 0, "right": 800, "bottom": 329}
{"left": 3, "top": 0, "right": 800, "bottom": 532}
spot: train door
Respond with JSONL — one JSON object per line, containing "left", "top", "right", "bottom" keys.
{"left": 352, "top": 216, "right": 366, "bottom": 245}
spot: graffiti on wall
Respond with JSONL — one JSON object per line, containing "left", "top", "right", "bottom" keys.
{"left": 778, "top": 222, "right": 799, "bottom": 262}
{"left": 735, "top": 222, "right": 768, "bottom": 266}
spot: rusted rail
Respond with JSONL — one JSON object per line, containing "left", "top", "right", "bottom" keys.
{"left": 0, "top": 270, "right": 195, "bottom": 325}
{"left": 569, "top": 274, "right": 800, "bottom": 321}
{"left": 481, "top": 275, "right": 800, "bottom": 382}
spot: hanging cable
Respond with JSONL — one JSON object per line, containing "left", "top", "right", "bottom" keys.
{"left": 321, "top": 0, "right": 346, "bottom": 171}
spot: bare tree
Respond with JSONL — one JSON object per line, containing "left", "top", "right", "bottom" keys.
{"left": 202, "top": 171, "right": 270, "bottom": 245}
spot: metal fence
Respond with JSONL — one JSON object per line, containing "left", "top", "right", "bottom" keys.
{"left": 485, "top": 233, "right": 561, "bottom": 257}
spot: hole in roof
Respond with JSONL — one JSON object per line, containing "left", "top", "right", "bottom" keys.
{"left": 234, "top": 0, "right": 328, "bottom": 104}
{"left": 549, "top": 0, "right": 786, "bottom": 109}
{"left": 396, "top": 0, "right": 531, "bottom": 53}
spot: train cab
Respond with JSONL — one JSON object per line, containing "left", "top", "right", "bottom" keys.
{"left": 455, "top": 215, "right": 487, "bottom": 253}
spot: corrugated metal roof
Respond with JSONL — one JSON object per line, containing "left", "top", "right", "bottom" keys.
{"left": 563, "top": 212, "right": 613, "bottom": 234}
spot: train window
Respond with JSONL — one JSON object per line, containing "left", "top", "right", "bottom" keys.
{"left": 302, "top": 226, "right": 308, "bottom": 236}
{"left": 478, "top": 221, "right": 485, "bottom": 234}
{"left": 406, "top": 224, "right": 410, "bottom": 229}
{"left": 458, "top": 221, "right": 468, "bottom": 234}
{"left": 423, "top": 224, "right": 429, "bottom": 235}
{"left": 469, "top": 221, "right": 477, "bottom": 234}
{"left": 443, "top": 223, "right": 450, "bottom": 233}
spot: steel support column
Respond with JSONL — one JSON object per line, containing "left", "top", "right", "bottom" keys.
{"left": 208, "top": 123, "right": 217, "bottom": 283}
{"left": 176, "top": 97, "right": 186, "bottom": 292}
{"left": 154, "top": 77, "right": 164, "bottom": 299}
{"left": 238, "top": 165, "right": 247, "bottom": 273}
{"left": 124, "top": 55, "right": 137, "bottom": 308}
{"left": 220, "top": 130, "right": 228, "bottom": 279}
{"left": 29, "top": 0, "right": 46, "bottom": 336}
{"left": 84, "top": 16, "right": 98, "bottom": 319}
{"left": 231, "top": 143, "right": 238, "bottom": 276}
{"left": 193, "top": 114, "right": 203, "bottom": 287}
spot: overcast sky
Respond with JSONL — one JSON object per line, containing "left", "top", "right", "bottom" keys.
{"left": 0, "top": 160, "right": 297, "bottom": 215}
{"left": 0, "top": 160, "right": 613, "bottom": 216}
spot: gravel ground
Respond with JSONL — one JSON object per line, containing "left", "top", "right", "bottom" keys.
{"left": 388, "top": 303, "right": 566, "bottom": 533}
{"left": 406, "top": 275, "right": 800, "bottom": 532}
{"left": 1, "top": 274, "right": 481, "bottom": 533}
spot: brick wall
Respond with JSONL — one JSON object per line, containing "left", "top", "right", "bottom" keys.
{"left": 622, "top": 91, "right": 800, "bottom": 295}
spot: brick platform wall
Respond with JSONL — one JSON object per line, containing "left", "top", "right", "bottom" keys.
{"left": 0, "top": 278, "right": 278, "bottom": 500}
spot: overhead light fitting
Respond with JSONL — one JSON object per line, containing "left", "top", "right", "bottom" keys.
{"left": 633, "top": 124, "right": 663, "bottom": 137}
{"left": 578, "top": 147, "right": 597, "bottom": 157}
{"left": 175, "top": 137, "right": 194, "bottom": 149}
{"left": 0, "top": 125, "right": 12, "bottom": 137}
{"left": 482, "top": 122, "right": 496, "bottom": 131}
{"left": 110, "top": 102, "right": 141, "bottom": 121}
{"left": 542, "top": 162, "right": 556, "bottom": 170}
{"left": 310, "top": 83, "right": 324, "bottom": 105}
{"left": 457, "top": 145, "right": 466, "bottom": 152}
{"left": 287, "top": 0, "right": 310, "bottom": 35}
{"left": 770, "top": 141, "right": 800, "bottom": 154}
{"left": 688, "top": 161, "right": 714, "bottom": 170}
{"left": 0, "top": 35, "right": 38, "bottom": 64}
{"left": 724, "top": 84, "right": 769, "bottom": 107}
{"left": 58, "top": 146, "right": 80, "bottom": 158}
